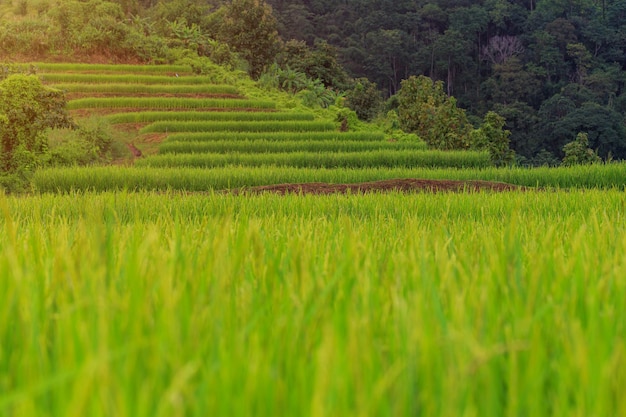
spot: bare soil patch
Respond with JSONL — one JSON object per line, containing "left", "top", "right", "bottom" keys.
{"left": 112, "top": 122, "right": 150, "bottom": 132}
{"left": 140, "top": 133, "right": 168, "bottom": 143}
{"left": 236, "top": 178, "right": 530, "bottom": 195}
{"left": 126, "top": 143, "right": 143, "bottom": 158}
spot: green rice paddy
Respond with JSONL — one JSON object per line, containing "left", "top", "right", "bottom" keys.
{"left": 1, "top": 191, "right": 625, "bottom": 416}
{"left": 3, "top": 62, "right": 625, "bottom": 417}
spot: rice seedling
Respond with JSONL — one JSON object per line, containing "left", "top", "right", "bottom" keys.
{"left": 31, "top": 163, "right": 626, "bottom": 193}
{"left": 134, "top": 150, "right": 490, "bottom": 169}
{"left": 32, "top": 63, "right": 193, "bottom": 74}
{"left": 106, "top": 111, "right": 315, "bottom": 124}
{"left": 67, "top": 98, "right": 276, "bottom": 110}
{"left": 53, "top": 83, "right": 240, "bottom": 95}
{"left": 164, "top": 132, "right": 387, "bottom": 143}
{"left": 158, "top": 139, "right": 429, "bottom": 154}
{"left": 1, "top": 190, "right": 625, "bottom": 416}
{"left": 41, "top": 73, "right": 218, "bottom": 85}
{"left": 140, "top": 121, "right": 336, "bottom": 133}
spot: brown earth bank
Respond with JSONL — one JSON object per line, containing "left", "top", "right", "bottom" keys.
{"left": 234, "top": 179, "right": 531, "bottom": 195}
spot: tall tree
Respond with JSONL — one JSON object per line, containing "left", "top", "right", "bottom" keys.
{"left": 211, "top": 0, "right": 281, "bottom": 78}
{"left": 397, "top": 75, "right": 472, "bottom": 150}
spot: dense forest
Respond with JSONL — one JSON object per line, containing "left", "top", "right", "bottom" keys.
{"left": 268, "top": 0, "right": 626, "bottom": 163}
{"left": 2, "top": 0, "right": 626, "bottom": 163}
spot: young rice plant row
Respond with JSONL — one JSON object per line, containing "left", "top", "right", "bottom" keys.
{"left": 163, "top": 132, "right": 388, "bottom": 143}
{"left": 33, "top": 163, "right": 626, "bottom": 192}
{"left": 157, "top": 139, "right": 429, "bottom": 154}
{"left": 139, "top": 121, "right": 336, "bottom": 133}
{"left": 134, "top": 150, "right": 491, "bottom": 169}
{"left": 33, "top": 63, "right": 193, "bottom": 74}
{"left": 105, "top": 111, "right": 315, "bottom": 124}
{"left": 67, "top": 98, "right": 276, "bottom": 110}
{"left": 52, "top": 83, "right": 240, "bottom": 95}
{"left": 42, "top": 73, "right": 219, "bottom": 85}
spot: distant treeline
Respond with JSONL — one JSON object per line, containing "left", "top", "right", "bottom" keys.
{"left": 268, "top": 0, "right": 626, "bottom": 162}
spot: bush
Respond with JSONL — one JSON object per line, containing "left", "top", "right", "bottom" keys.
{"left": 48, "top": 118, "right": 115, "bottom": 166}
{"left": 471, "top": 111, "right": 515, "bottom": 166}
{"left": 397, "top": 75, "right": 472, "bottom": 150}
{"left": 335, "top": 108, "right": 359, "bottom": 131}
{"left": 346, "top": 78, "right": 383, "bottom": 121}
{"left": 0, "top": 75, "right": 73, "bottom": 192}
{"left": 562, "top": 132, "right": 602, "bottom": 166}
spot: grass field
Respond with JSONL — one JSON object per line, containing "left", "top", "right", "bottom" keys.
{"left": 1, "top": 190, "right": 625, "bottom": 416}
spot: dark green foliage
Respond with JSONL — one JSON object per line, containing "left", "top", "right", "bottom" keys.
{"left": 209, "top": 0, "right": 281, "bottom": 78}
{"left": 562, "top": 132, "right": 602, "bottom": 166}
{"left": 471, "top": 111, "right": 515, "bottom": 167}
{"left": 546, "top": 102, "right": 626, "bottom": 159}
{"left": 345, "top": 78, "right": 383, "bottom": 121}
{"left": 397, "top": 75, "right": 472, "bottom": 150}
{"left": 530, "top": 149, "right": 561, "bottom": 167}
{"left": 277, "top": 39, "right": 350, "bottom": 90}
{"left": 266, "top": 0, "right": 626, "bottom": 160}
{"left": 492, "top": 101, "right": 541, "bottom": 159}
{"left": 259, "top": 64, "right": 339, "bottom": 108}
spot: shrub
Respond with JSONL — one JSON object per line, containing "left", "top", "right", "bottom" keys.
{"left": 346, "top": 78, "right": 383, "bottom": 121}
{"left": 471, "top": 111, "right": 515, "bottom": 166}
{"left": 397, "top": 75, "right": 472, "bottom": 150}
{"left": 0, "top": 75, "right": 73, "bottom": 192}
{"left": 562, "top": 132, "right": 602, "bottom": 166}
{"left": 48, "top": 117, "right": 120, "bottom": 167}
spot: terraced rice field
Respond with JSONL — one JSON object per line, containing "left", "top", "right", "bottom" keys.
{"left": 38, "top": 63, "right": 492, "bottom": 192}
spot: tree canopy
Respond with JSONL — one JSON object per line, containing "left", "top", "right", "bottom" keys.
{"left": 266, "top": 0, "right": 626, "bottom": 162}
